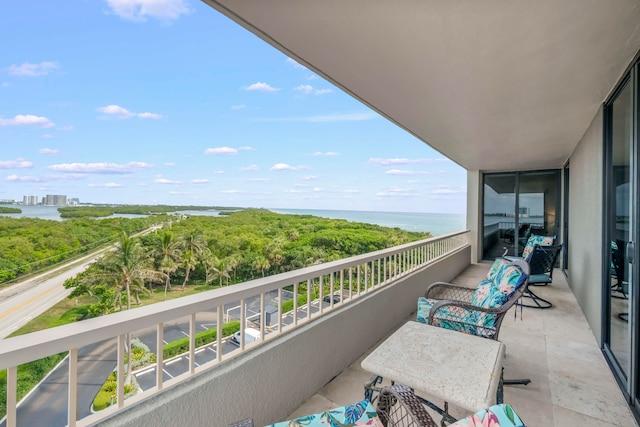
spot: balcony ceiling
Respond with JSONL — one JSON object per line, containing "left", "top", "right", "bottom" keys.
{"left": 203, "top": 0, "right": 640, "bottom": 172}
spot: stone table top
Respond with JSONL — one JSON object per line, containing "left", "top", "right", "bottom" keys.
{"left": 361, "top": 320, "right": 506, "bottom": 412}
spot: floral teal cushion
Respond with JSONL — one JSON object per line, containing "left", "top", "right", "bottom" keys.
{"left": 450, "top": 403, "right": 526, "bottom": 426}
{"left": 485, "top": 257, "right": 510, "bottom": 280}
{"left": 521, "top": 235, "right": 555, "bottom": 260}
{"left": 417, "top": 297, "right": 481, "bottom": 335}
{"left": 265, "top": 399, "right": 383, "bottom": 426}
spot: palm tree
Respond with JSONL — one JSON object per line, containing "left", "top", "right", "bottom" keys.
{"left": 253, "top": 255, "right": 271, "bottom": 278}
{"left": 153, "top": 231, "right": 181, "bottom": 294}
{"left": 180, "top": 230, "right": 208, "bottom": 289}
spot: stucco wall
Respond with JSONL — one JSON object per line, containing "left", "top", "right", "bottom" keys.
{"left": 94, "top": 246, "right": 471, "bottom": 427}
{"left": 568, "top": 108, "right": 603, "bottom": 344}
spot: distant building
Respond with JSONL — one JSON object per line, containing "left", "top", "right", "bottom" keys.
{"left": 23, "top": 195, "right": 38, "bottom": 206}
{"left": 44, "top": 194, "right": 67, "bottom": 206}
{"left": 68, "top": 198, "right": 80, "bottom": 206}
{"left": 518, "top": 207, "right": 530, "bottom": 217}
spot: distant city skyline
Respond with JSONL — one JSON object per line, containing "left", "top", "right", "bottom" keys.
{"left": 0, "top": 1, "right": 467, "bottom": 214}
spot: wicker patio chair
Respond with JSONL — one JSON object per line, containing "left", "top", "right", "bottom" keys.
{"left": 417, "top": 258, "right": 530, "bottom": 340}
{"left": 376, "top": 385, "right": 438, "bottom": 427}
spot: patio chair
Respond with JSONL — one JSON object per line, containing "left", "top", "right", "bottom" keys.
{"left": 417, "top": 257, "right": 530, "bottom": 340}
{"left": 517, "top": 244, "right": 562, "bottom": 309}
{"left": 263, "top": 385, "right": 438, "bottom": 427}
{"left": 503, "top": 233, "right": 556, "bottom": 260}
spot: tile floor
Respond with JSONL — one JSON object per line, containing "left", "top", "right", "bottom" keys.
{"left": 285, "top": 262, "right": 638, "bottom": 426}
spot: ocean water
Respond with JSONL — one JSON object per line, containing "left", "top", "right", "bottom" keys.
{"left": 271, "top": 208, "right": 466, "bottom": 236}
{"left": 0, "top": 205, "right": 466, "bottom": 236}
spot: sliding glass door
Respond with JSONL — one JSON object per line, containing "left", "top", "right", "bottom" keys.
{"left": 482, "top": 171, "right": 560, "bottom": 260}
{"left": 603, "top": 65, "right": 638, "bottom": 405}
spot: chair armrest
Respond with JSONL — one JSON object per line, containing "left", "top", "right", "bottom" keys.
{"left": 425, "top": 282, "right": 475, "bottom": 302}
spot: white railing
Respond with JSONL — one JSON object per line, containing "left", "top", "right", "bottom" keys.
{"left": 0, "top": 230, "right": 470, "bottom": 427}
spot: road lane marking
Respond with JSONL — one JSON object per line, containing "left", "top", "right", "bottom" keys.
{"left": 162, "top": 368, "right": 174, "bottom": 379}
{"left": 0, "top": 285, "right": 59, "bottom": 319}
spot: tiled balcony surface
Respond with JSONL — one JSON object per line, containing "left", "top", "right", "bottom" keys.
{"left": 286, "top": 262, "right": 638, "bottom": 426}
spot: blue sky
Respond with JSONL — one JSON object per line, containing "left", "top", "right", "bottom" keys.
{"left": 0, "top": 1, "right": 466, "bottom": 214}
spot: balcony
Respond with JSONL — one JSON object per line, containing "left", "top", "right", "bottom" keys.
{"left": 0, "top": 230, "right": 635, "bottom": 426}
{"left": 289, "top": 263, "right": 636, "bottom": 426}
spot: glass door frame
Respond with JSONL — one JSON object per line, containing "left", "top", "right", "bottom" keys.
{"left": 602, "top": 63, "right": 640, "bottom": 408}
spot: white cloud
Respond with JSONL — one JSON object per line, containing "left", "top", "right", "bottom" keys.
{"left": 0, "top": 114, "right": 54, "bottom": 128}
{"left": 0, "top": 158, "right": 33, "bottom": 169}
{"left": 104, "top": 0, "right": 190, "bottom": 22}
{"left": 97, "top": 104, "right": 134, "bottom": 118}
{"left": 285, "top": 189, "right": 302, "bottom": 193}
{"left": 213, "top": 170, "right": 225, "bottom": 174}
{"left": 155, "top": 177, "right": 181, "bottom": 184}
{"left": 314, "top": 88, "right": 333, "bottom": 95}
{"left": 42, "top": 134, "right": 54, "bottom": 139}
{"left": 385, "top": 169, "right": 427, "bottom": 176}
{"left": 88, "top": 182, "right": 123, "bottom": 188}
{"left": 56, "top": 125, "right": 74, "bottom": 131}
{"left": 294, "top": 85, "right": 332, "bottom": 95}
{"left": 221, "top": 189, "right": 244, "bottom": 194}
{"left": 6, "top": 61, "right": 59, "bottom": 77}
{"left": 294, "top": 84, "right": 313, "bottom": 94}
{"left": 1, "top": 82, "right": 9, "bottom": 88}
{"left": 430, "top": 186, "right": 466, "bottom": 195}
{"left": 238, "top": 146, "right": 255, "bottom": 151}
{"left": 231, "top": 104, "right": 246, "bottom": 110}
{"left": 313, "top": 151, "right": 339, "bottom": 156}
{"left": 205, "top": 147, "right": 238, "bottom": 156}
{"left": 369, "top": 158, "right": 436, "bottom": 166}
{"left": 248, "top": 178, "right": 270, "bottom": 182}
{"left": 6, "top": 174, "right": 41, "bottom": 182}
{"left": 164, "top": 162, "right": 175, "bottom": 166}
{"left": 375, "top": 186, "right": 420, "bottom": 198}
{"left": 258, "top": 112, "right": 377, "bottom": 123}
{"left": 137, "top": 111, "right": 162, "bottom": 119}
{"left": 47, "top": 161, "right": 154, "bottom": 174}
{"left": 240, "top": 164, "right": 259, "bottom": 171}
{"left": 286, "top": 58, "right": 307, "bottom": 69}
{"left": 97, "top": 104, "right": 162, "bottom": 119}
{"left": 39, "top": 148, "right": 60, "bottom": 155}
{"left": 302, "top": 175, "right": 318, "bottom": 180}
{"left": 191, "top": 179, "right": 210, "bottom": 184}
{"left": 313, "top": 187, "right": 323, "bottom": 192}
{"left": 270, "top": 163, "right": 308, "bottom": 171}
{"left": 245, "top": 82, "right": 280, "bottom": 92}
{"left": 342, "top": 189, "right": 360, "bottom": 193}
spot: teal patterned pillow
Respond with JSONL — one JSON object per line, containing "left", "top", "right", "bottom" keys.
{"left": 473, "top": 264, "right": 526, "bottom": 309}
{"left": 521, "top": 235, "right": 555, "bottom": 260}
{"left": 265, "top": 399, "right": 383, "bottom": 426}
{"left": 417, "top": 297, "right": 479, "bottom": 335}
{"left": 486, "top": 258, "right": 510, "bottom": 280}
{"left": 450, "top": 403, "right": 526, "bottom": 426}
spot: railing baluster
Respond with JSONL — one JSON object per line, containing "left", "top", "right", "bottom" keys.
{"left": 216, "top": 307, "right": 223, "bottom": 362}
{"left": 319, "top": 275, "right": 324, "bottom": 313}
{"left": 293, "top": 282, "right": 299, "bottom": 326}
{"left": 189, "top": 313, "right": 196, "bottom": 375}
{"left": 278, "top": 288, "right": 283, "bottom": 333}
{"left": 349, "top": 267, "right": 353, "bottom": 299}
{"left": 68, "top": 347, "right": 78, "bottom": 427}
{"left": 240, "top": 298, "right": 246, "bottom": 350}
{"left": 330, "top": 272, "right": 335, "bottom": 307}
{"left": 157, "top": 322, "right": 164, "bottom": 389}
{"left": 306, "top": 279, "right": 312, "bottom": 320}
{"left": 7, "top": 365, "right": 17, "bottom": 427}
{"left": 117, "top": 334, "right": 125, "bottom": 409}
{"left": 260, "top": 292, "right": 265, "bottom": 339}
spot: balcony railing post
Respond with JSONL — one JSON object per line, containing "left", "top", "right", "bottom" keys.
{"left": 7, "top": 365, "right": 17, "bottom": 427}
{"left": 117, "top": 334, "right": 125, "bottom": 409}
{"left": 157, "top": 322, "right": 164, "bottom": 390}
{"left": 68, "top": 347, "right": 78, "bottom": 427}
{"left": 189, "top": 313, "right": 196, "bottom": 375}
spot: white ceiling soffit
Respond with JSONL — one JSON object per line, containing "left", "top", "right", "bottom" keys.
{"left": 202, "top": 0, "right": 640, "bottom": 171}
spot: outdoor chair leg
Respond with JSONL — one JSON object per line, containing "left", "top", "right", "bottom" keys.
{"left": 518, "top": 289, "right": 553, "bottom": 309}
